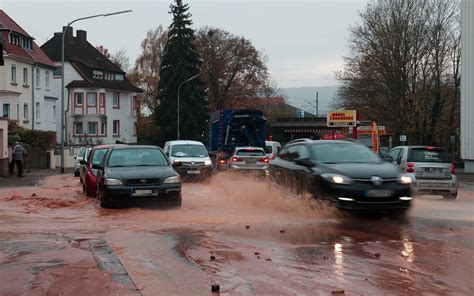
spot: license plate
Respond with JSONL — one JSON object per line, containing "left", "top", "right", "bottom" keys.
{"left": 245, "top": 160, "right": 257, "bottom": 164}
{"left": 133, "top": 189, "right": 158, "bottom": 196}
{"left": 366, "top": 190, "right": 393, "bottom": 197}
{"left": 187, "top": 170, "right": 201, "bottom": 174}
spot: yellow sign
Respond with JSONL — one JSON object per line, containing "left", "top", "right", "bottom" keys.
{"left": 327, "top": 110, "right": 356, "bottom": 127}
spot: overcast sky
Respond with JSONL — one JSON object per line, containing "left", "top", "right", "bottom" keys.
{"left": 1, "top": 0, "right": 367, "bottom": 88}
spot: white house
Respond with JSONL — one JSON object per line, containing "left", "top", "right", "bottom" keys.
{"left": 0, "top": 10, "right": 58, "bottom": 135}
{"left": 41, "top": 27, "right": 142, "bottom": 145}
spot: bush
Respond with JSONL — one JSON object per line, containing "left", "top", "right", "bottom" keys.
{"left": 18, "top": 130, "right": 56, "bottom": 150}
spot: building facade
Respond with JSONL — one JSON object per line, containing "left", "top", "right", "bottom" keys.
{"left": 41, "top": 27, "right": 141, "bottom": 145}
{"left": 0, "top": 10, "right": 58, "bottom": 135}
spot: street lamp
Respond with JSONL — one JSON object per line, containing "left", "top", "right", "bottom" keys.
{"left": 60, "top": 10, "right": 132, "bottom": 173}
{"left": 177, "top": 72, "right": 200, "bottom": 140}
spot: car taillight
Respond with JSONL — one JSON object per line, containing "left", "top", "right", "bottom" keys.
{"left": 259, "top": 157, "right": 269, "bottom": 163}
{"left": 451, "top": 163, "right": 455, "bottom": 174}
{"left": 219, "top": 159, "right": 226, "bottom": 164}
{"left": 232, "top": 157, "right": 242, "bottom": 162}
{"left": 407, "top": 162, "right": 415, "bottom": 173}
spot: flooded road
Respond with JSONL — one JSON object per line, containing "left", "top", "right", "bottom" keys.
{"left": 0, "top": 173, "right": 473, "bottom": 295}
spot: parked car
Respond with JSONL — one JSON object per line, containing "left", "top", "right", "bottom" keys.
{"left": 79, "top": 147, "right": 92, "bottom": 184}
{"left": 82, "top": 144, "right": 126, "bottom": 196}
{"left": 163, "top": 140, "right": 214, "bottom": 180}
{"left": 269, "top": 139, "right": 412, "bottom": 211}
{"left": 383, "top": 146, "right": 457, "bottom": 199}
{"left": 265, "top": 140, "right": 281, "bottom": 160}
{"left": 73, "top": 146, "right": 89, "bottom": 177}
{"left": 228, "top": 146, "right": 270, "bottom": 174}
{"left": 94, "top": 145, "right": 182, "bottom": 208}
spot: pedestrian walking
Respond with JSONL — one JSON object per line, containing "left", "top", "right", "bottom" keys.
{"left": 10, "top": 142, "right": 27, "bottom": 177}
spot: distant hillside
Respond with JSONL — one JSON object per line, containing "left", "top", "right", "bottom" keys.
{"left": 281, "top": 86, "right": 339, "bottom": 116}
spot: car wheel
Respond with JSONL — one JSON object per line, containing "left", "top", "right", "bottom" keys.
{"left": 171, "top": 195, "right": 182, "bottom": 208}
{"left": 443, "top": 193, "right": 457, "bottom": 200}
{"left": 82, "top": 183, "right": 86, "bottom": 195}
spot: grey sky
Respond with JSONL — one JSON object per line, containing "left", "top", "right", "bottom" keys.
{"left": 1, "top": 0, "right": 367, "bottom": 88}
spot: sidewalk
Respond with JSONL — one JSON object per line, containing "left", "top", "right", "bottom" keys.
{"left": 0, "top": 168, "right": 74, "bottom": 188}
{"left": 456, "top": 169, "right": 474, "bottom": 184}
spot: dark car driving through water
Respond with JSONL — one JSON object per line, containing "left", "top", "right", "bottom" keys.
{"left": 94, "top": 145, "right": 182, "bottom": 208}
{"left": 269, "top": 139, "right": 413, "bottom": 211}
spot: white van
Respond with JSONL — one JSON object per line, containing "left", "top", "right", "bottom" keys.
{"left": 163, "top": 140, "right": 214, "bottom": 180}
{"left": 265, "top": 141, "right": 281, "bottom": 160}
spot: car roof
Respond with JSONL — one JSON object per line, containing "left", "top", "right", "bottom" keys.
{"left": 393, "top": 145, "right": 444, "bottom": 150}
{"left": 111, "top": 145, "right": 160, "bottom": 150}
{"left": 288, "top": 140, "right": 356, "bottom": 146}
{"left": 92, "top": 144, "right": 127, "bottom": 150}
{"left": 235, "top": 146, "right": 265, "bottom": 150}
{"left": 166, "top": 140, "right": 205, "bottom": 145}
{"left": 265, "top": 141, "right": 281, "bottom": 145}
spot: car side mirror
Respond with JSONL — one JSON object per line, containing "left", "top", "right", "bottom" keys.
{"left": 73, "top": 155, "right": 77, "bottom": 160}
{"left": 92, "top": 164, "right": 104, "bottom": 170}
{"left": 384, "top": 155, "right": 393, "bottom": 162}
{"left": 295, "top": 158, "right": 315, "bottom": 167}
{"left": 79, "top": 160, "right": 87, "bottom": 165}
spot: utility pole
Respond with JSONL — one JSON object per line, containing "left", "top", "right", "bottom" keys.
{"left": 305, "top": 91, "right": 319, "bottom": 117}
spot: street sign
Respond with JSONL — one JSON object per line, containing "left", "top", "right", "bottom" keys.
{"left": 400, "top": 135, "right": 407, "bottom": 142}
{"left": 327, "top": 110, "right": 356, "bottom": 127}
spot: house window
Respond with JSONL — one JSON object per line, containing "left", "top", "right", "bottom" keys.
{"left": 112, "top": 92, "right": 120, "bottom": 108}
{"left": 2, "top": 104, "right": 10, "bottom": 118}
{"left": 115, "top": 73, "right": 124, "bottom": 81}
{"left": 74, "top": 122, "right": 83, "bottom": 135}
{"left": 23, "top": 104, "right": 28, "bottom": 120}
{"left": 35, "top": 102, "right": 40, "bottom": 121}
{"left": 74, "top": 93, "right": 84, "bottom": 106}
{"left": 113, "top": 120, "right": 120, "bottom": 136}
{"left": 87, "top": 93, "right": 97, "bottom": 107}
{"left": 105, "top": 72, "right": 114, "bottom": 80}
{"left": 23, "top": 68, "right": 28, "bottom": 85}
{"left": 53, "top": 106, "right": 56, "bottom": 122}
{"left": 99, "top": 93, "right": 105, "bottom": 107}
{"left": 11, "top": 64, "right": 16, "bottom": 83}
{"left": 53, "top": 66, "right": 62, "bottom": 76}
{"left": 93, "top": 70, "right": 103, "bottom": 79}
{"left": 88, "top": 122, "right": 98, "bottom": 135}
{"left": 45, "top": 71, "right": 50, "bottom": 89}
{"left": 100, "top": 122, "right": 106, "bottom": 136}
{"left": 35, "top": 68, "right": 40, "bottom": 87}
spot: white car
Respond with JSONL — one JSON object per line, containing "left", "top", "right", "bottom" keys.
{"left": 163, "top": 140, "right": 214, "bottom": 180}
{"left": 228, "top": 146, "right": 269, "bottom": 174}
{"left": 265, "top": 140, "right": 281, "bottom": 160}
{"left": 73, "top": 146, "right": 89, "bottom": 177}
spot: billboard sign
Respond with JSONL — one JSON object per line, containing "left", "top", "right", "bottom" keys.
{"left": 358, "top": 125, "right": 386, "bottom": 135}
{"left": 327, "top": 110, "right": 357, "bottom": 127}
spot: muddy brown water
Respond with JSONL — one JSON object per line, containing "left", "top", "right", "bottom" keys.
{"left": 0, "top": 172, "right": 473, "bottom": 295}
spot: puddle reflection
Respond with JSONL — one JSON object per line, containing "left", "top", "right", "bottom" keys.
{"left": 333, "top": 243, "right": 344, "bottom": 276}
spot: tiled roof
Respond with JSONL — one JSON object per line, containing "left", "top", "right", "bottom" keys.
{"left": 0, "top": 10, "right": 30, "bottom": 37}
{"left": 0, "top": 10, "right": 56, "bottom": 68}
{"left": 41, "top": 28, "right": 142, "bottom": 93}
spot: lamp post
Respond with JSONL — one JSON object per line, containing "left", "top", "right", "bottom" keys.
{"left": 177, "top": 72, "right": 200, "bottom": 140}
{"left": 60, "top": 10, "right": 131, "bottom": 173}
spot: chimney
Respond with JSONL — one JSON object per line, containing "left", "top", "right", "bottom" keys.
{"left": 62, "top": 26, "right": 73, "bottom": 43}
{"left": 77, "top": 30, "right": 87, "bottom": 45}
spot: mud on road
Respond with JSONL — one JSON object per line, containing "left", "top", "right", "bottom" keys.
{"left": 0, "top": 173, "right": 473, "bottom": 295}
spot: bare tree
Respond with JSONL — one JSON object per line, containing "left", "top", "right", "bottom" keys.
{"left": 195, "top": 27, "right": 269, "bottom": 111}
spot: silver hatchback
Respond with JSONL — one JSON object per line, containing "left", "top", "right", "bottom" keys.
{"left": 228, "top": 146, "right": 270, "bottom": 174}
{"left": 383, "top": 146, "right": 457, "bottom": 199}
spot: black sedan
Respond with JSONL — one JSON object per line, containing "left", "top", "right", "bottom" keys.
{"left": 93, "top": 145, "right": 182, "bottom": 208}
{"left": 269, "top": 139, "right": 412, "bottom": 211}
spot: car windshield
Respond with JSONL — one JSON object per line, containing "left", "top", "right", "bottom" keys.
{"left": 265, "top": 146, "right": 273, "bottom": 154}
{"left": 310, "top": 143, "right": 381, "bottom": 164}
{"left": 171, "top": 144, "right": 208, "bottom": 158}
{"left": 77, "top": 148, "right": 86, "bottom": 158}
{"left": 91, "top": 149, "right": 108, "bottom": 165}
{"left": 108, "top": 148, "right": 168, "bottom": 167}
{"left": 409, "top": 148, "right": 451, "bottom": 163}
{"left": 236, "top": 149, "right": 265, "bottom": 156}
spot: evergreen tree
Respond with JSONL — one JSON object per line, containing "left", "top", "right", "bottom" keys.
{"left": 154, "top": 0, "right": 208, "bottom": 145}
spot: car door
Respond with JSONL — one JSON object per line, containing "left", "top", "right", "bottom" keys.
{"left": 269, "top": 147, "right": 288, "bottom": 185}
{"left": 384, "top": 147, "right": 403, "bottom": 165}
{"left": 290, "top": 144, "right": 313, "bottom": 194}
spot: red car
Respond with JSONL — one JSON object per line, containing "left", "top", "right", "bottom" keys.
{"left": 82, "top": 144, "right": 126, "bottom": 196}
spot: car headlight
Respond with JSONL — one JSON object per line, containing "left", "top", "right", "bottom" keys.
{"left": 164, "top": 175, "right": 181, "bottom": 184}
{"left": 104, "top": 178, "right": 123, "bottom": 185}
{"left": 204, "top": 159, "right": 212, "bottom": 166}
{"left": 398, "top": 174, "right": 412, "bottom": 184}
{"left": 321, "top": 173, "right": 353, "bottom": 184}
